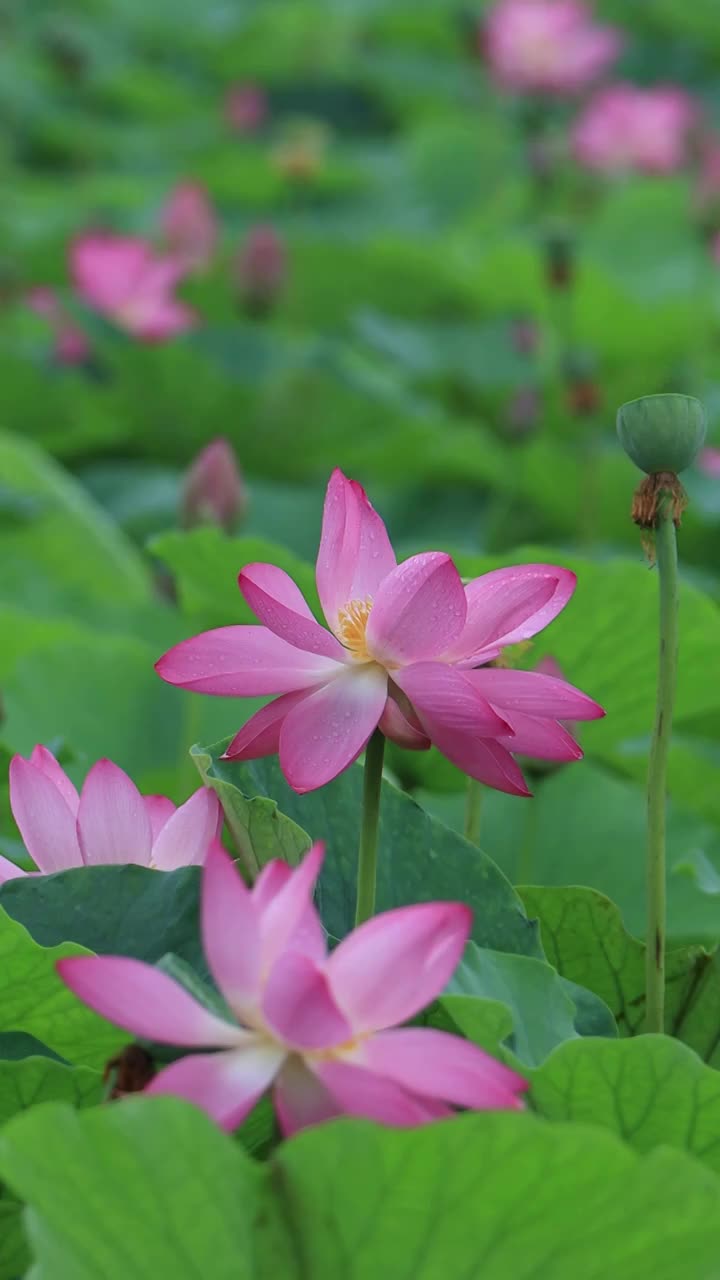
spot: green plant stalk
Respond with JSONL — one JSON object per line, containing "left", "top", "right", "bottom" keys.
{"left": 464, "top": 779, "right": 482, "bottom": 845}
{"left": 645, "top": 497, "right": 679, "bottom": 1034}
{"left": 355, "top": 730, "right": 386, "bottom": 926}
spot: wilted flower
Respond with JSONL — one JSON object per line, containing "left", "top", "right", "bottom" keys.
{"left": 572, "top": 84, "right": 696, "bottom": 175}
{"left": 1, "top": 745, "right": 222, "bottom": 882}
{"left": 26, "top": 286, "right": 91, "bottom": 366}
{"left": 71, "top": 233, "right": 195, "bottom": 341}
{"left": 482, "top": 0, "right": 621, "bottom": 96}
{"left": 224, "top": 83, "right": 267, "bottom": 133}
{"left": 58, "top": 843, "right": 527, "bottom": 1133}
{"left": 159, "top": 183, "right": 218, "bottom": 274}
{"left": 181, "top": 438, "right": 246, "bottom": 532}
{"left": 156, "top": 469, "right": 603, "bottom": 795}
{"left": 235, "top": 225, "right": 287, "bottom": 313}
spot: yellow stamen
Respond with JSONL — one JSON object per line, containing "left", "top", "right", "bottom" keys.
{"left": 337, "top": 597, "right": 373, "bottom": 661}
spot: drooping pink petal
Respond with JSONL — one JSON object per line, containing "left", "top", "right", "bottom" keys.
{"left": 223, "top": 690, "right": 309, "bottom": 761}
{"left": 9, "top": 755, "right": 83, "bottom": 874}
{"left": 150, "top": 787, "right": 221, "bottom": 870}
{"left": 29, "top": 746, "right": 80, "bottom": 814}
{"left": 155, "top": 626, "right": 345, "bottom": 697}
{"left": 450, "top": 565, "right": 576, "bottom": 664}
{"left": 497, "top": 711, "right": 582, "bottom": 762}
{"left": 316, "top": 469, "right": 397, "bottom": 632}
{"left": 311, "top": 1059, "right": 447, "bottom": 1126}
{"left": 279, "top": 666, "right": 388, "bottom": 793}
{"left": 146, "top": 1042, "right": 285, "bottom": 1131}
{"left": 467, "top": 668, "right": 605, "bottom": 720}
{"left": 144, "top": 795, "right": 176, "bottom": 842}
{"left": 71, "top": 234, "right": 148, "bottom": 310}
{"left": 360, "top": 1028, "right": 527, "bottom": 1110}
{"left": 0, "top": 856, "right": 28, "bottom": 883}
{"left": 273, "top": 1056, "right": 340, "bottom": 1135}
{"left": 394, "top": 663, "right": 511, "bottom": 737}
{"left": 76, "top": 760, "right": 153, "bottom": 866}
{"left": 365, "top": 553, "right": 467, "bottom": 665}
{"left": 57, "top": 955, "right": 244, "bottom": 1046}
{"left": 200, "top": 845, "right": 261, "bottom": 1018}
{"left": 239, "top": 563, "right": 347, "bottom": 661}
{"left": 378, "top": 694, "right": 431, "bottom": 750}
{"left": 327, "top": 901, "right": 471, "bottom": 1032}
{"left": 258, "top": 844, "right": 327, "bottom": 972}
{"left": 262, "top": 952, "right": 352, "bottom": 1049}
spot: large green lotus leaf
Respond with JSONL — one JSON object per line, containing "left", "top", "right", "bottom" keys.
{"left": 441, "top": 940, "right": 615, "bottom": 1067}
{"left": 0, "top": 431, "right": 149, "bottom": 606}
{"left": 0, "top": 1099, "right": 270, "bottom": 1280}
{"left": 0, "top": 909, "right": 120, "bottom": 1069}
{"left": 520, "top": 884, "right": 720, "bottom": 1066}
{"left": 0, "top": 867, "right": 204, "bottom": 975}
{"left": 0, "top": 1059, "right": 102, "bottom": 1280}
{"left": 4, "top": 1101, "right": 720, "bottom": 1280}
{"left": 530, "top": 1035, "right": 720, "bottom": 1175}
{"left": 269, "top": 1110, "right": 720, "bottom": 1280}
{"left": 192, "top": 741, "right": 541, "bottom": 956}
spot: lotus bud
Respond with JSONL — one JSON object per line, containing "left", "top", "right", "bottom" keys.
{"left": 181, "top": 438, "right": 246, "bottom": 533}
{"left": 235, "top": 224, "right": 287, "bottom": 315}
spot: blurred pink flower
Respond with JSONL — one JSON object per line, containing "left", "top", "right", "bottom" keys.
{"left": 699, "top": 446, "right": 720, "bottom": 478}
{"left": 57, "top": 843, "right": 527, "bottom": 1133}
{"left": 159, "top": 183, "right": 218, "bottom": 273}
{"left": 71, "top": 233, "right": 195, "bottom": 341}
{"left": 1, "top": 745, "right": 222, "bottom": 882}
{"left": 26, "top": 286, "right": 91, "bottom": 366}
{"left": 181, "top": 437, "right": 246, "bottom": 532}
{"left": 156, "top": 469, "right": 603, "bottom": 795}
{"left": 572, "top": 84, "right": 696, "bottom": 175}
{"left": 483, "top": 0, "right": 620, "bottom": 95}
{"left": 225, "top": 83, "right": 267, "bottom": 133}
{"left": 235, "top": 224, "right": 287, "bottom": 312}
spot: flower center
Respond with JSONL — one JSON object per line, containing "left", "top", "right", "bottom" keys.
{"left": 337, "top": 597, "right": 373, "bottom": 661}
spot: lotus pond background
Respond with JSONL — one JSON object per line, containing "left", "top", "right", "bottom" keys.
{"left": 3, "top": 1, "right": 720, "bottom": 1277}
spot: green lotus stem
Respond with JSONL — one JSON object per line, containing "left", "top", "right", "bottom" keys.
{"left": 464, "top": 779, "right": 482, "bottom": 845}
{"left": 645, "top": 496, "right": 679, "bottom": 1034}
{"left": 355, "top": 730, "right": 386, "bottom": 926}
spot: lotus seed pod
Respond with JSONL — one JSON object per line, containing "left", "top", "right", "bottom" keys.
{"left": 617, "top": 394, "right": 706, "bottom": 475}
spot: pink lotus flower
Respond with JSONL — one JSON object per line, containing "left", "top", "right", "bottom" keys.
{"left": 26, "top": 286, "right": 91, "bottom": 366}
{"left": 71, "top": 233, "right": 195, "bottom": 341}
{"left": 57, "top": 842, "right": 527, "bottom": 1133}
{"left": 181, "top": 437, "right": 247, "bottom": 532}
{"left": 235, "top": 224, "right": 287, "bottom": 312}
{"left": 1, "top": 746, "right": 222, "bottom": 883}
{"left": 159, "top": 183, "right": 218, "bottom": 274}
{"left": 483, "top": 0, "right": 620, "bottom": 96}
{"left": 572, "top": 84, "right": 697, "bottom": 175}
{"left": 156, "top": 469, "right": 603, "bottom": 795}
{"left": 699, "top": 446, "right": 720, "bottom": 478}
{"left": 224, "top": 83, "right": 267, "bottom": 133}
